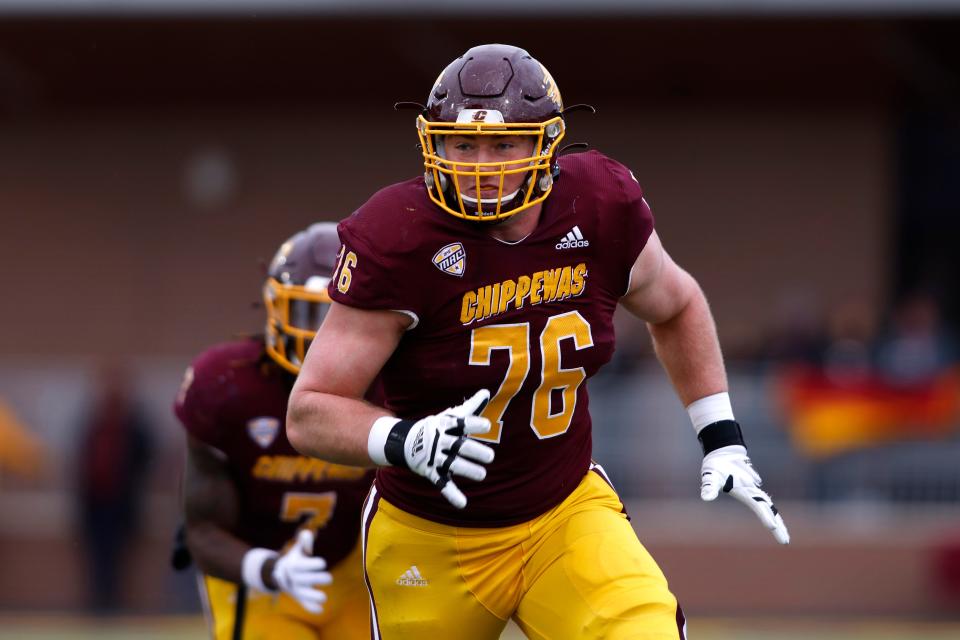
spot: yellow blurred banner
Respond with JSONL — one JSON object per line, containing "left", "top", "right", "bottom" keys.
{"left": 778, "top": 367, "right": 960, "bottom": 458}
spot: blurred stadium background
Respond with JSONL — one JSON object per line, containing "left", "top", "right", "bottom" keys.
{"left": 1, "top": 0, "right": 960, "bottom": 638}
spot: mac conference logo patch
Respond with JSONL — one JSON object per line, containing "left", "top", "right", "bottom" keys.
{"left": 247, "top": 417, "right": 281, "bottom": 449}
{"left": 433, "top": 242, "right": 466, "bottom": 277}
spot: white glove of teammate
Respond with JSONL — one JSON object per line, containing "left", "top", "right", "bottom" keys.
{"left": 271, "top": 529, "right": 332, "bottom": 613}
{"left": 700, "top": 444, "right": 790, "bottom": 544}
{"left": 369, "top": 389, "right": 495, "bottom": 509}
{"left": 242, "top": 529, "right": 332, "bottom": 614}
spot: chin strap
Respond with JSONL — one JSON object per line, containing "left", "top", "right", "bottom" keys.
{"left": 459, "top": 187, "right": 523, "bottom": 206}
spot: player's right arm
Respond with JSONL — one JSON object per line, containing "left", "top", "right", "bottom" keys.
{"left": 286, "top": 300, "right": 410, "bottom": 466}
{"left": 288, "top": 289, "right": 495, "bottom": 509}
{"left": 289, "top": 206, "right": 495, "bottom": 508}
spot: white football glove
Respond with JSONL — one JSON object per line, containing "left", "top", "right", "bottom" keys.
{"left": 371, "top": 389, "right": 495, "bottom": 509}
{"left": 701, "top": 445, "right": 790, "bottom": 544}
{"left": 270, "top": 529, "right": 332, "bottom": 613}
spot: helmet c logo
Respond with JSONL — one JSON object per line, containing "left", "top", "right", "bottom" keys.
{"left": 471, "top": 110, "right": 488, "bottom": 122}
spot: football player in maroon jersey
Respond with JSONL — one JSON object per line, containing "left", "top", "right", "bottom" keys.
{"left": 176, "top": 223, "right": 372, "bottom": 640}
{"left": 287, "top": 44, "right": 789, "bottom": 639}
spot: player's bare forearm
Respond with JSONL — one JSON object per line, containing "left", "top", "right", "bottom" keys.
{"left": 287, "top": 389, "right": 391, "bottom": 466}
{"left": 646, "top": 287, "right": 728, "bottom": 406}
{"left": 286, "top": 301, "right": 408, "bottom": 466}
{"left": 182, "top": 437, "right": 249, "bottom": 583}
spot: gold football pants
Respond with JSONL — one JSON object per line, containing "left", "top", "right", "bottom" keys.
{"left": 199, "top": 538, "right": 369, "bottom": 640}
{"left": 362, "top": 464, "right": 686, "bottom": 639}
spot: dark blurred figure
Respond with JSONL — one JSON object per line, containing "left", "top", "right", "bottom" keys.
{"left": 876, "top": 291, "right": 957, "bottom": 386}
{"left": 76, "top": 362, "right": 153, "bottom": 614}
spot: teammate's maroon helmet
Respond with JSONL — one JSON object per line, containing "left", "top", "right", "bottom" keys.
{"left": 263, "top": 222, "right": 341, "bottom": 374}
{"left": 417, "top": 44, "right": 566, "bottom": 222}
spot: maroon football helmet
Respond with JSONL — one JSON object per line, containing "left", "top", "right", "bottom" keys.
{"left": 263, "top": 222, "right": 341, "bottom": 374}
{"left": 417, "top": 44, "right": 566, "bottom": 222}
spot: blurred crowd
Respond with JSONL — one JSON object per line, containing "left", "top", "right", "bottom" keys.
{"left": 765, "top": 289, "right": 957, "bottom": 386}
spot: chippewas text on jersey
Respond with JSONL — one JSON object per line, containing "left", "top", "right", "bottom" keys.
{"left": 252, "top": 455, "right": 369, "bottom": 483}
{"left": 460, "top": 262, "right": 587, "bottom": 325}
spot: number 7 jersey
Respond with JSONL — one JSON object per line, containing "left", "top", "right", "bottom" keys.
{"left": 330, "top": 150, "right": 654, "bottom": 527}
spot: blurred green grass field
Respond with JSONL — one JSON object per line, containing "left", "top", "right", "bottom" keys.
{"left": 1, "top": 616, "right": 960, "bottom": 639}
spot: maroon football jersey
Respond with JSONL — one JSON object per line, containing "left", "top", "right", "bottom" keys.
{"left": 174, "top": 337, "right": 374, "bottom": 566}
{"left": 330, "top": 151, "right": 653, "bottom": 527}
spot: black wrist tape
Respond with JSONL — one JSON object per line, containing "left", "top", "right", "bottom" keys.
{"left": 698, "top": 420, "right": 745, "bottom": 455}
{"left": 384, "top": 419, "right": 416, "bottom": 467}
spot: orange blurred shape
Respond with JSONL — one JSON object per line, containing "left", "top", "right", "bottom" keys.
{"left": 0, "top": 399, "right": 46, "bottom": 480}
{"left": 777, "top": 366, "right": 960, "bottom": 458}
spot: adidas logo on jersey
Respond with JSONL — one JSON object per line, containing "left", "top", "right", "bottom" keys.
{"left": 396, "top": 565, "right": 429, "bottom": 587}
{"left": 555, "top": 226, "right": 589, "bottom": 250}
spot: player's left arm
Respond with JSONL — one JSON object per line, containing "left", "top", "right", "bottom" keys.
{"left": 620, "top": 230, "right": 790, "bottom": 544}
{"left": 620, "top": 230, "right": 725, "bottom": 405}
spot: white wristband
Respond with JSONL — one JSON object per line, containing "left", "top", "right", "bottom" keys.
{"left": 368, "top": 416, "right": 402, "bottom": 466}
{"left": 242, "top": 547, "right": 278, "bottom": 592}
{"left": 686, "top": 392, "right": 735, "bottom": 434}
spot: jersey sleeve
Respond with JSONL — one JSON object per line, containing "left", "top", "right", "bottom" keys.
{"left": 328, "top": 193, "right": 425, "bottom": 320}
{"left": 596, "top": 156, "right": 655, "bottom": 295}
{"left": 173, "top": 349, "right": 230, "bottom": 450}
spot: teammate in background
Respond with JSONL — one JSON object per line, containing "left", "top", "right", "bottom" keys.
{"left": 175, "top": 223, "right": 372, "bottom": 640}
{"left": 288, "top": 44, "right": 789, "bottom": 639}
